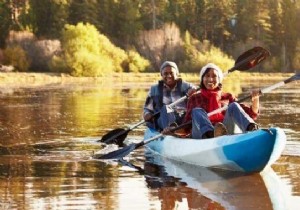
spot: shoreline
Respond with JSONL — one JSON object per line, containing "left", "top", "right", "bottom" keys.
{"left": 0, "top": 72, "right": 294, "bottom": 89}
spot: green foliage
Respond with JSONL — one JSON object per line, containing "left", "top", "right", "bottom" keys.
{"left": 292, "top": 41, "right": 300, "bottom": 70}
{"left": 51, "top": 22, "right": 149, "bottom": 76}
{"left": 0, "top": 1, "right": 12, "bottom": 48}
{"left": 261, "top": 56, "right": 281, "bottom": 72}
{"left": 3, "top": 45, "right": 31, "bottom": 72}
{"left": 98, "top": 34, "right": 127, "bottom": 73}
{"left": 125, "top": 50, "right": 150, "bottom": 73}
{"left": 51, "top": 22, "right": 112, "bottom": 76}
{"left": 68, "top": 0, "right": 99, "bottom": 27}
{"left": 181, "top": 31, "right": 234, "bottom": 73}
{"left": 62, "top": 23, "right": 100, "bottom": 55}
{"left": 29, "top": 0, "right": 70, "bottom": 39}
{"left": 66, "top": 49, "right": 113, "bottom": 77}
{"left": 49, "top": 55, "right": 68, "bottom": 73}
{"left": 114, "top": 0, "right": 143, "bottom": 45}
{"left": 2, "top": 0, "right": 300, "bottom": 72}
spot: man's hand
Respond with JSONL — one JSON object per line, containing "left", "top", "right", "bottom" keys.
{"left": 144, "top": 113, "right": 154, "bottom": 122}
{"left": 187, "top": 88, "right": 197, "bottom": 96}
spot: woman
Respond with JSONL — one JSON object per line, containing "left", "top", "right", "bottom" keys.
{"left": 183, "top": 63, "right": 260, "bottom": 139}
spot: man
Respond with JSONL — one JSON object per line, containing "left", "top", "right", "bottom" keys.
{"left": 143, "top": 61, "right": 196, "bottom": 131}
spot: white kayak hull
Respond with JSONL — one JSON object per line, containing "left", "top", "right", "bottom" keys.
{"left": 144, "top": 127, "right": 286, "bottom": 173}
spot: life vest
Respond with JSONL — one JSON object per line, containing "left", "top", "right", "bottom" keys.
{"left": 149, "top": 78, "right": 191, "bottom": 113}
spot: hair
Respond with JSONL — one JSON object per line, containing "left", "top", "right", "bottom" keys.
{"left": 200, "top": 68, "right": 222, "bottom": 90}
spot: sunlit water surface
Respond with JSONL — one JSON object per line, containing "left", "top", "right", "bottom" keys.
{"left": 0, "top": 78, "right": 299, "bottom": 210}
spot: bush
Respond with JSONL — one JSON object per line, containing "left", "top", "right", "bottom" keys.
{"left": 98, "top": 34, "right": 127, "bottom": 73}
{"left": 50, "top": 23, "right": 109, "bottom": 76}
{"left": 66, "top": 49, "right": 114, "bottom": 77}
{"left": 181, "top": 32, "right": 234, "bottom": 73}
{"left": 3, "top": 45, "right": 31, "bottom": 72}
{"left": 6, "top": 31, "right": 61, "bottom": 72}
{"left": 125, "top": 50, "right": 150, "bottom": 72}
{"left": 51, "top": 22, "right": 150, "bottom": 76}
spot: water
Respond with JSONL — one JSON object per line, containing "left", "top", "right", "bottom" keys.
{"left": 0, "top": 77, "right": 299, "bottom": 210}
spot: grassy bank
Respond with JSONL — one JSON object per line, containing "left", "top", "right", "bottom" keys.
{"left": 0, "top": 71, "right": 294, "bottom": 88}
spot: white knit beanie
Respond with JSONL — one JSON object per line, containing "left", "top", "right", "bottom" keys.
{"left": 199, "top": 63, "right": 223, "bottom": 83}
{"left": 160, "top": 61, "right": 179, "bottom": 75}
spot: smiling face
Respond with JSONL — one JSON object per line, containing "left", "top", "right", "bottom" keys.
{"left": 161, "top": 66, "right": 178, "bottom": 88}
{"left": 202, "top": 68, "right": 220, "bottom": 90}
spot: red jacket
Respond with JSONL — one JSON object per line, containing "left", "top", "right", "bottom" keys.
{"left": 184, "top": 90, "right": 258, "bottom": 125}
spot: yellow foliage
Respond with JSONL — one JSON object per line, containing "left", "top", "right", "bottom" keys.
{"left": 62, "top": 23, "right": 100, "bottom": 55}
{"left": 3, "top": 45, "right": 31, "bottom": 72}
{"left": 181, "top": 33, "right": 234, "bottom": 73}
{"left": 51, "top": 22, "right": 150, "bottom": 76}
{"left": 98, "top": 34, "right": 127, "bottom": 72}
{"left": 66, "top": 49, "right": 113, "bottom": 77}
{"left": 126, "top": 50, "right": 150, "bottom": 72}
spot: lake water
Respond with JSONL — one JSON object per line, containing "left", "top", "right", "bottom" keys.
{"left": 0, "top": 76, "right": 299, "bottom": 210}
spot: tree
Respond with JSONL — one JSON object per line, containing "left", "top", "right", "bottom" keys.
{"left": 68, "top": 0, "right": 99, "bottom": 27}
{"left": 139, "top": 0, "right": 168, "bottom": 30}
{"left": 204, "top": 0, "right": 235, "bottom": 50}
{"left": 113, "top": 0, "right": 144, "bottom": 47}
{"left": 29, "top": 0, "right": 69, "bottom": 39}
{"left": 268, "top": 0, "right": 283, "bottom": 56}
{"left": 234, "top": 0, "right": 261, "bottom": 42}
{"left": 0, "top": 1, "right": 12, "bottom": 47}
{"left": 281, "top": 0, "right": 298, "bottom": 71}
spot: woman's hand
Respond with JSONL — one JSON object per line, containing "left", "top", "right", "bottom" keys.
{"left": 251, "top": 89, "right": 260, "bottom": 114}
{"left": 161, "top": 121, "right": 179, "bottom": 135}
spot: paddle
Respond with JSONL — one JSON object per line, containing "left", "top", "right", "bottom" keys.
{"left": 94, "top": 73, "right": 300, "bottom": 160}
{"left": 99, "top": 46, "right": 270, "bottom": 145}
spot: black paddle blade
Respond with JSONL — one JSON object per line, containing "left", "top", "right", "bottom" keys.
{"left": 285, "top": 73, "right": 300, "bottom": 83}
{"left": 94, "top": 143, "right": 136, "bottom": 160}
{"left": 234, "top": 46, "right": 270, "bottom": 71}
{"left": 99, "top": 128, "right": 129, "bottom": 146}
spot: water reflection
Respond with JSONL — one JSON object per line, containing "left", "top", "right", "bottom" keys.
{"left": 0, "top": 85, "right": 145, "bottom": 146}
{"left": 0, "top": 151, "right": 119, "bottom": 209}
{"left": 0, "top": 77, "right": 299, "bottom": 209}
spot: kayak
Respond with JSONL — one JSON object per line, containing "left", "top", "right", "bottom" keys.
{"left": 144, "top": 127, "right": 286, "bottom": 173}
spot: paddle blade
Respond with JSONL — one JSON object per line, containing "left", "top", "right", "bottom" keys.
{"left": 99, "top": 128, "right": 129, "bottom": 146}
{"left": 94, "top": 144, "right": 136, "bottom": 160}
{"left": 285, "top": 73, "right": 300, "bottom": 83}
{"left": 234, "top": 46, "right": 270, "bottom": 71}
